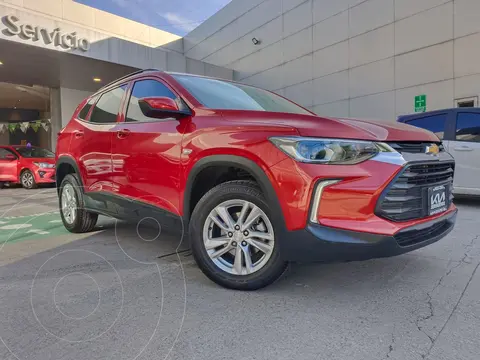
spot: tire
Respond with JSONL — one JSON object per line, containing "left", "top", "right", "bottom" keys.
{"left": 0, "top": 182, "right": 4, "bottom": 189}
{"left": 189, "top": 180, "right": 288, "bottom": 290}
{"left": 21, "top": 170, "right": 37, "bottom": 189}
{"left": 59, "top": 173, "right": 98, "bottom": 233}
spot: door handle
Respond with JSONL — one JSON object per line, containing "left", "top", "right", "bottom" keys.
{"left": 73, "top": 130, "right": 84, "bottom": 138}
{"left": 117, "top": 129, "right": 131, "bottom": 139}
{"left": 454, "top": 146, "right": 473, "bottom": 151}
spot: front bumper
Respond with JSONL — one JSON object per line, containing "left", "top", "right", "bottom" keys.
{"left": 34, "top": 168, "right": 56, "bottom": 183}
{"left": 279, "top": 208, "right": 457, "bottom": 262}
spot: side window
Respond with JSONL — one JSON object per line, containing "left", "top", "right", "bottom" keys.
{"left": 126, "top": 79, "right": 179, "bottom": 122}
{"left": 456, "top": 113, "right": 480, "bottom": 142}
{"left": 89, "top": 85, "right": 127, "bottom": 124}
{"left": 78, "top": 97, "right": 96, "bottom": 120}
{"left": 406, "top": 114, "right": 447, "bottom": 140}
{"left": 0, "top": 148, "right": 16, "bottom": 159}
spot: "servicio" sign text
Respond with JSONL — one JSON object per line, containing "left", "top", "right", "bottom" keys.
{"left": 2, "top": 15, "right": 90, "bottom": 51}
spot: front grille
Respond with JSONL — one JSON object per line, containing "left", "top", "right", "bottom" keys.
{"left": 395, "top": 220, "right": 451, "bottom": 247}
{"left": 376, "top": 161, "right": 454, "bottom": 222}
{"left": 388, "top": 142, "right": 445, "bottom": 154}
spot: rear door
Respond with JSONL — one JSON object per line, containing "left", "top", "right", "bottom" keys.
{"left": 448, "top": 111, "right": 480, "bottom": 195}
{"left": 69, "top": 85, "right": 127, "bottom": 193}
{"left": 0, "top": 148, "right": 19, "bottom": 182}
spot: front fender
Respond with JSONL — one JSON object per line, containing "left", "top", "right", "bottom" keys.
{"left": 182, "top": 154, "right": 287, "bottom": 235}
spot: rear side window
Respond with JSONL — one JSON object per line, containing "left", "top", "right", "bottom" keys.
{"left": 89, "top": 85, "right": 127, "bottom": 124}
{"left": 406, "top": 114, "right": 447, "bottom": 139}
{"left": 126, "top": 79, "right": 180, "bottom": 122}
{"left": 78, "top": 97, "right": 96, "bottom": 120}
{"left": 456, "top": 113, "right": 480, "bottom": 142}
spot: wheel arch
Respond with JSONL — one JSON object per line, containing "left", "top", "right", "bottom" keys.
{"left": 56, "top": 156, "right": 84, "bottom": 193}
{"left": 19, "top": 167, "right": 32, "bottom": 176}
{"left": 183, "top": 155, "right": 286, "bottom": 232}
{"left": 19, "top": 167, "right": 34, "bottom": 183}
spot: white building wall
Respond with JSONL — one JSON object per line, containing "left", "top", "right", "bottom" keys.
{"left": 185, "top": 0, "right": 480, "bottom": 121}
{"left": 49, "top": 88, "right": 61, "bottom": 151}
{"left": 59, "top": 88, "right": 92, "bottom": 127}
{"left": 0, "top": 2, "right": 233, "bottom": 79}
{"left": 0, "top": 0, "right": 182, "bottom": 50}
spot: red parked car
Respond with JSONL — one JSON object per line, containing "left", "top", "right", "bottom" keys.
{"left": 0, "top": 145, "right": 55, "bottom": 189}
{"left": 55, "top": 70, "right": 457, "bottom": 290}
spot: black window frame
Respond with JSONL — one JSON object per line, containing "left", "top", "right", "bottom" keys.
{"left": 87, "top": 84, "right": 128, "bottom": 124}
{"left": 77, "top": 97, "right": 96, "bottom": 121}
{"left": 454, "top": 111, "right": 480, "bottom": 143}
{"left": 123, "top": 76, "right": 187, "bottom": 123}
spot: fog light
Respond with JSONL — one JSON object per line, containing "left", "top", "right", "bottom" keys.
{"left": 39, "top": 171, "right": 45, "bottom": 178}
{"left": 310, "top": 179, "right": 341, "bottom": 223}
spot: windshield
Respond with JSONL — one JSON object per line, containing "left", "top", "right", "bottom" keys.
{"left": 172, "top": 74, "right": 312, "bottom": 115}
{"left": 15, "top": 147, "right": 54, "bottom": 158}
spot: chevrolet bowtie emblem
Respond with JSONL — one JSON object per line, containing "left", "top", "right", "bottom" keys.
{"left": 425, "top": 144, "right": 440, "bottom": 155}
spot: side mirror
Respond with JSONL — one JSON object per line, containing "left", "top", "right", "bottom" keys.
{"left": 138, "top": 97, "right": 191, "bottom": 119}
{"left": 5, "top": 154, "right": 17, "bottom": 161}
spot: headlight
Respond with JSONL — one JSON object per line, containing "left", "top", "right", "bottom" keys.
{"left": 33, "top": 162, "right": 55, "bottom": 169}
{"left": 269, "top": 137, "right": 394, "bottom": 164}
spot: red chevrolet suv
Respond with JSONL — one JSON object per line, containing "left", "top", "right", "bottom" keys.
{"left": 0, "top": 145, "right": 56, "bottom": 189}
{"left": 56, "top": 70, "right": 457, "bottom": 290}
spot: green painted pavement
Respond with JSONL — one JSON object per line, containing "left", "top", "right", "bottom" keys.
{"left": 0, "top": 212, "right": 69, "bottom": 244}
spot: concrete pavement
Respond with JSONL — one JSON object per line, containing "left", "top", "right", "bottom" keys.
{"left": 0, "top": 187, "right": 479, "bottom": 360}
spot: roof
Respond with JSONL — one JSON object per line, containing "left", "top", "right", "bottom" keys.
{"left": 398, "top": 108, "right": 480, "bottom": 122}
{"left": 98, "top": 68, "right": 161, "bottom": 91}
{"left": 95, "top": 69, "right": 248, "bottom": 97}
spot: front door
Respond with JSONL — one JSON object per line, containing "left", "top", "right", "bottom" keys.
{"left": 0, "top": 148, "right": 19, "bottom": 182}
{"left": 111, "top": 78, "right": 188, "bottom": 219}
{"left": 447, "top": 112, "right": 480, "bottom": 195}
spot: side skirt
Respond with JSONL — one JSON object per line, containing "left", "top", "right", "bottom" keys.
{"left": 84, "top": 192, "right": 183, "bottom": 235}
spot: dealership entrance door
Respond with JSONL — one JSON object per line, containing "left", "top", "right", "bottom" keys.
{"left": 0, "top": 82, "right": 52, "bottom": 149}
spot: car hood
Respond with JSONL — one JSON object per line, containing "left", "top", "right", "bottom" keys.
{"left": 331, "top": 117, "right": 440, "bottom": 142}
{"left": 220, "top": 111, "right": 440, "bottom": 142}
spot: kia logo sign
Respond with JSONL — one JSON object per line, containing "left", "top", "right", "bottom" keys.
{"left": 2, "top": 15, "right": 90, "bottom": 52}
{"left": 431, "top": 192, "right": 445, "bottom": 206}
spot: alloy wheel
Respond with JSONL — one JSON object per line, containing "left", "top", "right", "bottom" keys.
{"left": 22, "top": 172, "right": 34, "bottom": 188}
{"left": 61, "top": 184, "right": 77, "bottom": 225}
{"left": 202, "top": 199, "right": 275, "bottom": 275}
